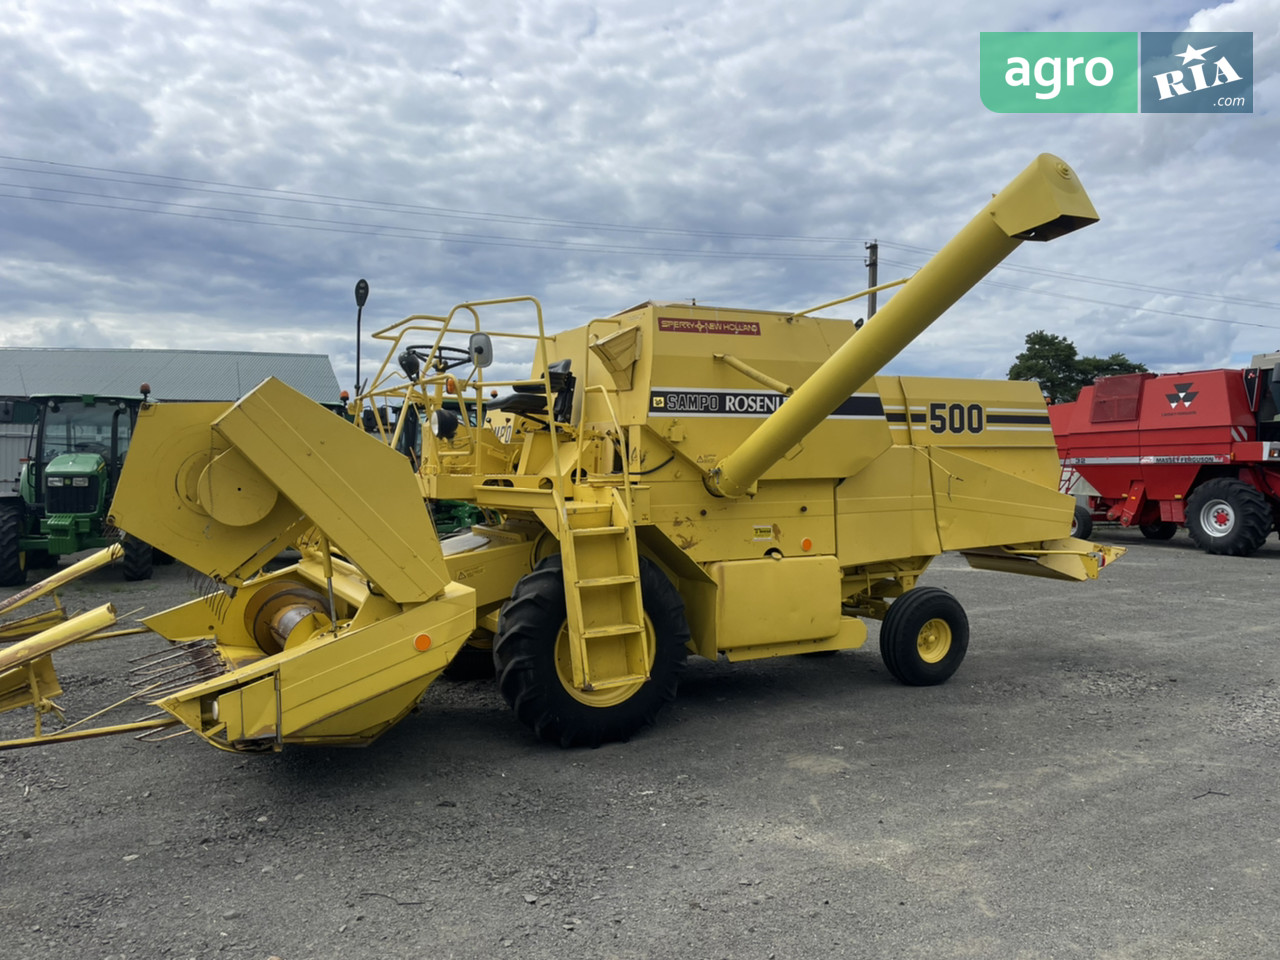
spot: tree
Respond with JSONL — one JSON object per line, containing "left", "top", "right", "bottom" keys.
{"left": 1008, "top": 331, "right": 1146, "bottom": 403}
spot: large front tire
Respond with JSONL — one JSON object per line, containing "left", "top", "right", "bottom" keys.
{"left": 494, "top": 555, "right": 689, "bottom": 747}
{"left": 0, "top": 503, "right": 26, "bottom": 587}
{"left": 1185, "top": 478, "right": 1271, "bottom": 557}
{"left": 879, "top": 587, "right": 969, "bottom": 686}
{"left": 122, "top": 535, "right": 154, "bottom": 581}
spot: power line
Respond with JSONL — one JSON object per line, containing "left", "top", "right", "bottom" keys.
{"left": 0, "top": 154, "right": 867, "bottom": 245}
{"left": 2, "top": 153, "right": 1276, "bottom": 322}
{"left": 877, "top": 256, "right": 1280, "bottom": 332}
{"left": 878, "top": 240, "right": 1280, "bottom": 311}
{"left": 0, "top": 190, "right": 867, "bottom": 262}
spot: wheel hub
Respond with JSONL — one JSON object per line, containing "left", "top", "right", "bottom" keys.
{"left": 554, "top": 618, "right": 656, "bottom": 707}
{"left": 916, "top": 619, "right": 952, "bottom": 664}
{"left": 1202, "top": 500, "right": 1235, "bottom": 537}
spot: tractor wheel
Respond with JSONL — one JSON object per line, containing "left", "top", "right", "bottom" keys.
{"left": 494, "top": 555, "right": 689, "bottom": 748}
{"left": 879, "top": 587, "right": 969, "bottom": 686}
{"left": 1139, "top": 521, "right": 1178, "bottom": 541}
{"left": 1070, "top": 504, "right": 1093, "bottom": 540}
{"left": 1185, "top": 479, "right": 1271, "bottom": 557}
{"left": 0, "top": 503, "right": 27, "bottom": 587}
{"left": 122, "top": 535, "right": 154, "bottom": 581}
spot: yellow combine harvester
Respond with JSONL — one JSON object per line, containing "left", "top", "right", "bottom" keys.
{"left": 0, "top": 154, "right": 1122, "bottom": 753}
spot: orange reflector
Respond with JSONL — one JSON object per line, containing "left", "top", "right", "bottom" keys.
{"left": 801, "top": 538, "right": 813, "bottom": 552}
{"left": 414, "top": 634, "right": 432, "bottom": 651}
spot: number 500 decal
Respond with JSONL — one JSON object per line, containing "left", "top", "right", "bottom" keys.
{"left": 928, "top": 402, "right": 984, "bottom": 434}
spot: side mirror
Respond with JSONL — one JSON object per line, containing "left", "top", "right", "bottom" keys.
{"left": 469, "top": 333, "right": 494, "bottom": 369}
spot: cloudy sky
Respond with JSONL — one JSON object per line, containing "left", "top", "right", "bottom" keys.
{"left": 1, "top": 0, "right": 1276, "bottom": 394}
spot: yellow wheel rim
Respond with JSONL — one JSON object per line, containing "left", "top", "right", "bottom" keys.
{"left": 554, "top": 617, "right": 656, "bottom": 707}
{"left": 916, "top": 618, "right": 952, "bottom": 664}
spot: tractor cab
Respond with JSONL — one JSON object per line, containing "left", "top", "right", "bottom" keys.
{"left": 0, "top": 391, "right": 151, "bottom": 586}
{"left": 22, "top": 394, "right": 138, "bottom": 518}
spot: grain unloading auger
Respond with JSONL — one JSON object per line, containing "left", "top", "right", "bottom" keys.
{"left": 1, "top": 154, "right": 1122, "bottom": 753}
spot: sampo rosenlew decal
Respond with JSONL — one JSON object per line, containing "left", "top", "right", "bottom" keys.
{"left": 649, "top": 388, "right": 884, "bottom": 418}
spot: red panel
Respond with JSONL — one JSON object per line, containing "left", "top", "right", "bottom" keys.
{"left": 1051, "top": 369, "right": 1257, "bottom": 508}
{"left": 1090, "top": 373, "right": 1152, "bottom": 423}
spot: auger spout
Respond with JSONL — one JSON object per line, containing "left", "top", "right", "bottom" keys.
{"left": 706, "top": 153, "right": 1098, "bottom": 498}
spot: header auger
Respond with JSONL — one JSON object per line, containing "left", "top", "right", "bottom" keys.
{"left": 1, "top": 154, "right": 1122, "bottom": 754}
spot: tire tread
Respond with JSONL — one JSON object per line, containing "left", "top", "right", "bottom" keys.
{"left": 1186, "top": 478, "right": 1271, "bottom": 557}
{"left": 494, "top": 555, "right": 688, "bottom": 747}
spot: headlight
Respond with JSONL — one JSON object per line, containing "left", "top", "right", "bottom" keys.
{"left": 72, "top": 477, "right": 89, "bottom": 487}
{"left": 48, "top": 476, "right": 64, "bottom": 486}
{"left": 430, "top": 408, "right": 460, "bottom": 440}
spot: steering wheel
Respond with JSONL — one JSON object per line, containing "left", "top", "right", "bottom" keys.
{"left": 431, "top": 345, "right": 476, "bottom": 373}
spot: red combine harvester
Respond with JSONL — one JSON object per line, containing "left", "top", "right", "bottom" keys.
{"left": 1050, "top": 353, "right": 1280, "bottom": 556}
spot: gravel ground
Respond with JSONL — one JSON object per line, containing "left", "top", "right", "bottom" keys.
{"left": 2, "top": 526, "right": 1278, "bottom": 960}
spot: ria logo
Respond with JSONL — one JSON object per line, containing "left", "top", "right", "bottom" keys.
{"left": 1141, "top": 32, "right": 1252, "bottom": 113}
{"left": 1166, "top": 382, "right": 1197, "bottom": 409}
{"left": 1152, "top": 43, "right": 1243, "bottom": 100}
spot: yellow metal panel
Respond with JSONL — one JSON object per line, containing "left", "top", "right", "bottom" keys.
{"left": 708, "top": 556, "right": 842, "bottom": 649}
{"left": 633, "top": 312, "right": 893, "bottom": 483}
{"left": 961, "top": 538, "right": 1126, "bottom": 581}
{"left": 925, "top": 447, "right": 1074, "bottom": 551}
{"left": 196, "top": 447, "right": 279, "bottom": 527}
{"left": 218, "top": 675, "right": 278, "bottom": 743}
{"left": 724, "top": 617, "right": 867, "bottom": 662}
{"left": 894, "top": 377, "right": 1058, "bottom": 461}
{"left": 442, "top": 531, "right": 539, "bottom": 612}
{"left": 836, "top": 446, "right": 943, "bottom": 566}
{"left": 213, "top": 378, "right": 451, "bottom": 603}
{"left": 275, "top": 582, "right": 475, "bottom": 736}
{"left": 648, "top": 478, "right": 833, "bottom": 564}
{"left": 156, "top": 581, "right": 476, "bottom": 747}
{"left": 110, "top": 401, "right": 312, "bottom": 581}
{"left": 285, "top": 681, "right": 438, "bottom": 744}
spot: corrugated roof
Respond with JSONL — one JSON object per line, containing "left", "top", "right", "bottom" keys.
{"left": 0, "top": 348, "right": 341, "bottom": 405}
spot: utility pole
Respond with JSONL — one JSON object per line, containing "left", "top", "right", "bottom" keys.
{"left": 354, "top": 279, "right": 369, "bottom": 397}
{"left": 865, "top": 241, "right": 878, "bottom": 319}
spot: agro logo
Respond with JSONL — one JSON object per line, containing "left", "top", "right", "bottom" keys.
{"left": 1151, "top": 43, "right": 1243, "bottom": 101}
{"left": 1166, "top": 382, "right": 1197, "bottom": 409}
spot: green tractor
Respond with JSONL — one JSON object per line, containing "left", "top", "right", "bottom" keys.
{"left": 0, "top": 391, "right": 156, "bottom": 586}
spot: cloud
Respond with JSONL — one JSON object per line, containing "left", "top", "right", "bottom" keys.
{"left": 0, "top": 0, "right": 1276, "bottom": 392}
